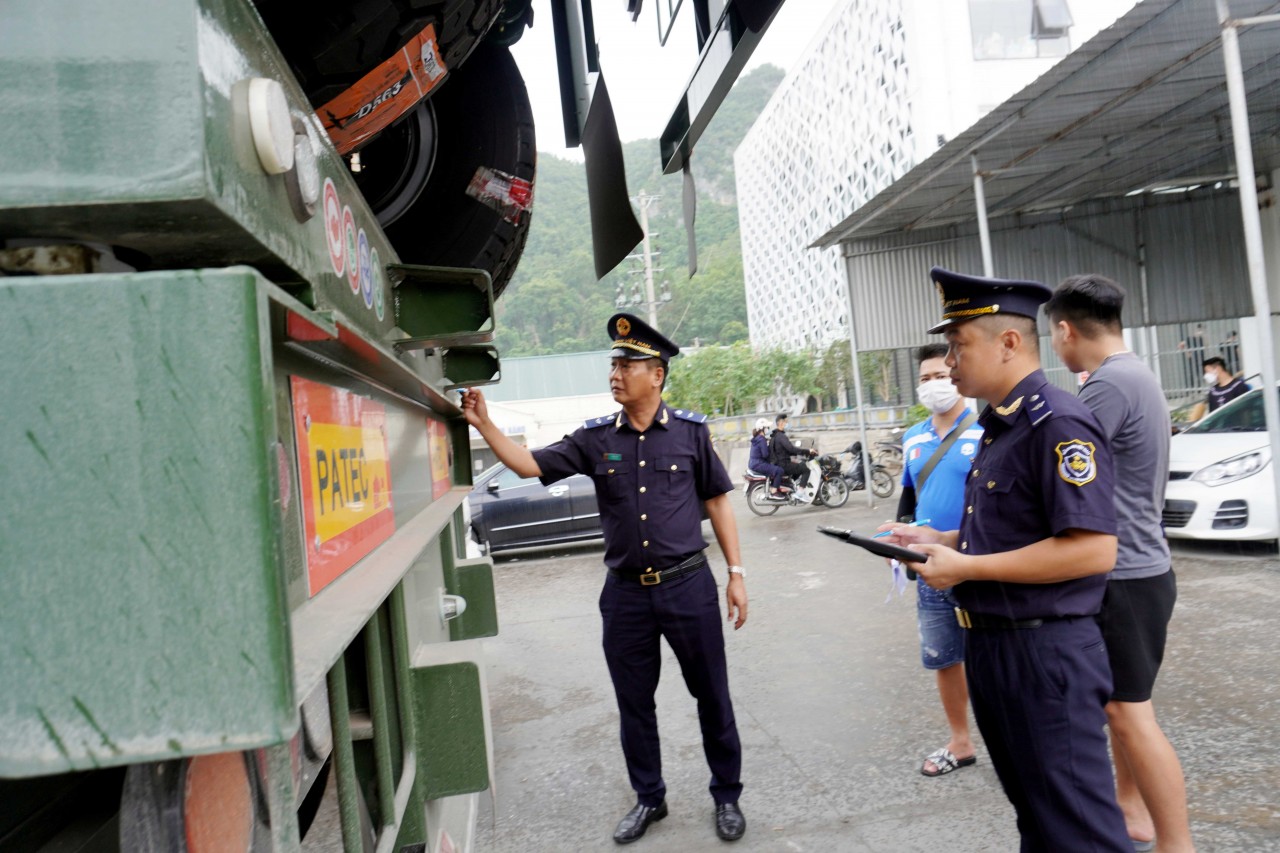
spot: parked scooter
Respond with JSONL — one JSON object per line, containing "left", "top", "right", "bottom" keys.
{"left": 743, "top": 454, "right": 849, "bottom": 516}
{"left": 873, "top": 429, "right": 904, "bottom": 473}
{"left": 839, "top": 441, "right": 896, "bottom": 499}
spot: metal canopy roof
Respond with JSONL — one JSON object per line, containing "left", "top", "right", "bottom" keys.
{"left": 814, "top": 0, "right": 1280, "bottom": 248}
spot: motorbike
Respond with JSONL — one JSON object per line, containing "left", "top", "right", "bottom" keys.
{"left": 838, "top": 441, "right": 896, "bottom": 499}
{"left": 743, "top": 453, "right": 849, "bottom": 516}
{"left": 873, "top": 430, "right": 904, "bottom": 473}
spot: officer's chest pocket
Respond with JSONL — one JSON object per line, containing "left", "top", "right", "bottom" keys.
{"left": 973, "top": 467, "right": 1017, "bottom": 511}
{"left": 594, "top": 461, "right": 634, "bottom": 503}
{"left": 654, "top": 455, "right": 696, "bottom": 500}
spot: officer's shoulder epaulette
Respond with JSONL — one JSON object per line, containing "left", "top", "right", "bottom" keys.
{"left": 1026, "top": 393, "right": 1054, "bottom": 428}
{"left": 583, "top": 413, "right": 618, "bottom": 429}
{"left": 669, "top": 407, "right": 709, "bottom": 424}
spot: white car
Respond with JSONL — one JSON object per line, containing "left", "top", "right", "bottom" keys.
{"left": 1164, "top": 386, "right": 1276, "bottom": 541}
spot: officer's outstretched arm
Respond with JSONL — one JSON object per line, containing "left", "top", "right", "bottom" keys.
{"left": 460, "top": 389, "right": 542, "bottom": 478}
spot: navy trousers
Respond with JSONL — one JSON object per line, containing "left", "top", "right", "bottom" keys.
{"left": 599, "top": 566, "right": 742, "bottom": 807}
{"left": 965, "top": 617, "right": 1131, "bottom": 853}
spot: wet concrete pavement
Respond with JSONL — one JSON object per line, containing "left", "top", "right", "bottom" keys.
{"left": 474, "top": 490, "right": 1280, "bottom": 852}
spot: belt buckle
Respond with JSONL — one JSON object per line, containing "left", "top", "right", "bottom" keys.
{"left": 640, "top": 571, "right": 661, "bottom": 586}
{"left": 955, "top": 607, "right": 972, "bottom": 629}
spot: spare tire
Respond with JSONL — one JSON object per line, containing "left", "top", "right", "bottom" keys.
{"left": 254, "top": 0, "right": 505, "bottom": 106}
{"left": 371, "top": 43, "right": 534, "bottom": 298}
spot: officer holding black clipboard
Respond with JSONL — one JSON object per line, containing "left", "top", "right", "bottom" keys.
{"left": 874, "top": 268, "right": 1131, "bottom": 851}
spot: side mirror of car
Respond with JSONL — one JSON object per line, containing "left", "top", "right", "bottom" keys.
{"left": 487, "top": 481, "right": 501, "bottom": 492}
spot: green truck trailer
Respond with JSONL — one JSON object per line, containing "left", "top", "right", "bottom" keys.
{"left": 0, "top": 0, "right": 781, "bottom": 848}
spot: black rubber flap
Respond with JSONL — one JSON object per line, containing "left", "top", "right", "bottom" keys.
{"left": 582, "top": 73, "right": 643, "bottom": 279}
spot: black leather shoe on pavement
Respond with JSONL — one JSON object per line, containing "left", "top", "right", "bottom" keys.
{"left": 715, "top": 802, "right": 746, "bottom": 841}
{"left": 613, "top": 801, "right": 668, "bottom": 844}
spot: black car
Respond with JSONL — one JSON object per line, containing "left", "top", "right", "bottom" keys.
{"left": 467, "top": 463, "right": 603, "bottom": 554}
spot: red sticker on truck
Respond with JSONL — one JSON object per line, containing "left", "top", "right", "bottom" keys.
{"left": 428, "top": 417, "right": 452, "bottom": 499}
{"left": 317, "top": 24, "right": 449, "bottom": 156}
{"left": 292, "top": 377, "right": 396, "bottom": 596}
{"left": 324, "top": 178, "right": 345, "bottom": 276}
{"left": 466, "top": 166, "right": 533, "bottom": 224}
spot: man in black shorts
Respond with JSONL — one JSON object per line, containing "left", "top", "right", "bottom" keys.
{"left": 1047, "top": 275, "right": 1192, "bottom": 852}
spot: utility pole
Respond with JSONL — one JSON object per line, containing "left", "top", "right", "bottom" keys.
{"left": 618, "top": 190, "right": 672, "bottom": 328}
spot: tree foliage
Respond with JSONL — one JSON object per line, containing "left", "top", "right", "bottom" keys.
{"left": 665, "top": 343, "right": 819, "bottom": 417}
{"left": 494, "top": 65, "right": 786, "bottom": 357}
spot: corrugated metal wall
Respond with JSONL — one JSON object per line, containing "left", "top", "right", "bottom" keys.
{"left": 843, "top": 189, "right": 1252, "bottom": 351}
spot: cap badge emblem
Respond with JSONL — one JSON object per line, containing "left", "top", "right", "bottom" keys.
{"left": 616, "top": 317, "right": 631, "bottom": 336}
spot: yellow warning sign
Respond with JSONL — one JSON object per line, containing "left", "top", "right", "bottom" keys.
{"left": 307, "top": 421, "right": 392, "bottom": 542}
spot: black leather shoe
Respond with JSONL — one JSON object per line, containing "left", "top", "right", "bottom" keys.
{"left": 715, "top": 802, "right": 746, "bottom": 841}
{"left": 613, "top": 801, "right": 667, "bottom": 844}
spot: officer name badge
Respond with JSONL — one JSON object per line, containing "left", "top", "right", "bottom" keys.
{"left": 1055, "top": 440, "right": 1097, "bottom": 486}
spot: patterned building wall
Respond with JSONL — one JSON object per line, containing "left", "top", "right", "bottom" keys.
{"left": 736, "top": 0, "right": 914, "bottom": 353}
{"left": 737, "top": 0, "right": 1132, "bottom": 355}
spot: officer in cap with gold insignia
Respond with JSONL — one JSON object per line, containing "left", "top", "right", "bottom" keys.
{"left": 880, "top": 268, "right": 1131, "bottom": 850}
{"left": 461, "top": 312, "right": 749, "bottom": 845}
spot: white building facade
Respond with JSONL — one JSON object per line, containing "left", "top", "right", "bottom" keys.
{"left": 736, "top": 0, "right": 1134, "bottom": 352}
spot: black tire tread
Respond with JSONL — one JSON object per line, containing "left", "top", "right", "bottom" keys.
{"left": 381, "top": 42, "right": 534, "bottom": 298}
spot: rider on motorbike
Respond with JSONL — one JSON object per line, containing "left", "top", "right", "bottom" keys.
{"left": 749, "top": 418, "right": 787, "bottom": 497}
{"left": 770, "top": 414, "right": 816, "bottom": 488}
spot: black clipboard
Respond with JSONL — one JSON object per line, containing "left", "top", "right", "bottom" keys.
{"left": 817, "top": 526, "right": 929, "bottom": 563}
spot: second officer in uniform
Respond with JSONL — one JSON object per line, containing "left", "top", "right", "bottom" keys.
{"left": 885, "top": 268, "right": 1132, "bottom": 851}
{"left": 461, "top": 313, "right": 749, "bottom": 845}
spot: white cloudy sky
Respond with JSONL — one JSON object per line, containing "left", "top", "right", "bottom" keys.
{"left": 511, "top": 0, "right": 845, "bottom": 158}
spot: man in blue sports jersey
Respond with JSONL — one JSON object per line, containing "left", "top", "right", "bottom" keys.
{"left": 898, "top": 343, "right": 984, "bottom": 776}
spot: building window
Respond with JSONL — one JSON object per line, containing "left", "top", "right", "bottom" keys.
{"left": 969, "top": 0, "right": 1072, "bottom": 60}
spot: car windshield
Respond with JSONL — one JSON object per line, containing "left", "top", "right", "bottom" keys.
{"left": 1182, "top": 387, "right": 1269, "bottom": 434}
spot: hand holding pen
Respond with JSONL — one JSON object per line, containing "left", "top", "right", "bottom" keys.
{"left": 872, "top": 519, "right": 932, "bottom": 539}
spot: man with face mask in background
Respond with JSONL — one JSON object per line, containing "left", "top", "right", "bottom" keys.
{"left": 896, "top": 343, "right": 984, "bottom": 776}
{"left": 1187, "top": 355, "right": 1249, "bottom": 423}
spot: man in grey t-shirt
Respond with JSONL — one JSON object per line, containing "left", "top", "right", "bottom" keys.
{"left": 1047, "top": 275, "right": 1193, "bottom": 853}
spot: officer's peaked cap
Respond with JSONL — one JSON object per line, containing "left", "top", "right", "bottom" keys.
{"left": 608, "top": 313, "right": 679, "bottom": 362}
{"left": 927, "top": 267, "right": 1052, "bottom": 335}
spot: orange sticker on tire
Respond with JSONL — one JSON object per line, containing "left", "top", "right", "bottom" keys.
{"left": 317, "top": 23, "right": 448, "bottom": 155}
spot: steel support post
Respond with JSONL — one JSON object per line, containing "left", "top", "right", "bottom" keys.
{"left": 841, "top": 252, "right": 877, "bottom": 507}
{"left": 1218, "top": 0, "right": 1280, "bottom": 534}
{"left": 971, "top": 153, "right": 995, "bottom": 277}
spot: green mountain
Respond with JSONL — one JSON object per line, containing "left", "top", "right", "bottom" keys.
{"left": 494, "top": 64, "right": 785, "bottom": 357}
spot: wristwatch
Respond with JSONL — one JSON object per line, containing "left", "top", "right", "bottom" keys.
{"left": 727, "top": 565, "right": 746, "bottom": 579}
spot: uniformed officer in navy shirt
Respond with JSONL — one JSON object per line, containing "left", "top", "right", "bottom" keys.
{"left": 882, "top": 268, "right": 1132, "bottom": 851}
{"left": 461, "top": 313, "right": 749, "bottom": 845}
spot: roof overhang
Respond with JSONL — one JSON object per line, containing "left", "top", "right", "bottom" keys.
{"left": 813, "top": 0, "right": 1280, "bottom": 249}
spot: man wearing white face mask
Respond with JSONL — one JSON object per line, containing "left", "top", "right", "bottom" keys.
{"left": 1187, "top": 355, "right": 1249, "bottom": 423}
{"left": 897, "top": 343, "right": 985, "bottom": 776}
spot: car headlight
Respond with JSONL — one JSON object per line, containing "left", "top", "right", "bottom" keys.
{"left": 1191, "top": 448, "right": 1270, "bottom": 486}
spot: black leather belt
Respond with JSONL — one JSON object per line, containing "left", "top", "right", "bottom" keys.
{"left": 610, "top": 552, "right": 708, "bottom": 586}
{"left": 955, "top": 607, "right": 1050, "bottom": 630}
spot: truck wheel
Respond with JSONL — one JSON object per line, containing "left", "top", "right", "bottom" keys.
{"left": 373, "top": 43, "right": 533, "bottom": 297}
{"left": 254, "top": 0, "right": 506, "bottom": 106}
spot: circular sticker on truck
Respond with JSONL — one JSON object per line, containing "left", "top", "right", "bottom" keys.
{"left": 344, "top": 207, "right": 360, "bottom": 294}
{"left": 358, "top": 229, "right": 373, "bottom": 307}
{"left": 324, "top": 179, "right": 345, "bottom": 276}
{"left": 371, "top": 248, "right": 386, "bottom": 320}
